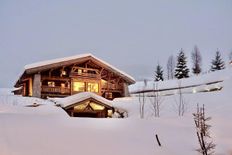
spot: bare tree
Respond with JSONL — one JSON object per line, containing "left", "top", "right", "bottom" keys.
{"left": 192, "top": 45, "right": 202, "bottom": 75}
{"left": 149, "top": 83, "right": 163, "bottom": 117}
{"left": 178, "top": 81, "right": 185, "bottom": 116}
{"left": 167, "top": 55, "right": 175, "bottom": 80}
{"left": 193, "top": 104, "right": 216, "bottom": 155}
{"left": 173, "top": 80, "right": 187, "bottom": 116}
{"left": 139, "top": 79, "right": 147, "bottom": 118}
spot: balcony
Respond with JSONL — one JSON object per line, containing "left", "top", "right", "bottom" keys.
{"left": 41, "top": 86, "right": 71, "bottom": 94}
{"left": 70, "top": 72, "right": 101, "bottom": 79}
{"left": 101, "top": 83, "right": 123, "bottom": 92}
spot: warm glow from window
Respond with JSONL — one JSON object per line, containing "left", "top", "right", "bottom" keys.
{"left": 105, "top": 92, "right": 112, "bottom": 99}
{"left": 107, "top": 110, "right": 113, "bottom": 117}
{"left": 61, "top": 70, "right": 66, "bottom": 75}
{"left": 73, "top": 101, "right": 105, "bottom": 111}
{"left": 78, "top": 69, "right": 82, "bottom": 75}
{"left": 101, "top": 79, "right": 107, "bottom": 86}
{"left": 48, "top": 81, "right": 55, "bottom": 87}
{"left": 61, "top": 83, "right": 65, "bottom": 88}
{"left": 87, "top": 82, "right": 99, "bottom": 93}
{"left": 90, "top": 102, "right": 105, "bottom": 110}
{"left": 74, "top": 102, "right": 88, "bottom": 110}
{"left": 73, "top": 82, "right": 85, "bottom": 92}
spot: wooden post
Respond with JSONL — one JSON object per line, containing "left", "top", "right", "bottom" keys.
{"left": 32, "top": 73, "right": 41, "bottom": 98}
{"left": 123, "top": 83, "right": 129, "bottom": 97}
{"left": 155, "top": 134, "right": 161, "bottom": 147}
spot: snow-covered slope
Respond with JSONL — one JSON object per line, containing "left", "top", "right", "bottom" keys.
{"left": 0, "top": 68, "right": 232, "bottom": 155}
{"left": 129, "top": 67, "right": 232, "bottom": 94}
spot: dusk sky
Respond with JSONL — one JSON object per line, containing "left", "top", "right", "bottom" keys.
{"left": 1, "top": 0, "right": 232, "bottom": 88}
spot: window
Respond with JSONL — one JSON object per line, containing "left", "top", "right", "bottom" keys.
{"left": 90, "top": 102, "right": 104, "bottom": 110}
{"left": 73, "top": 82, "right": 85, "bottom": 92}
{"left": 61, "top": 83, "right": 65, "bottom": 88}
{"left": 73, "top": 101, "right": 105, "bottom": 111}
{"left": 48, "top": 81, "right": 55, "bottom": 87}
{"left": 78, "top": 69, "right": 82, "bottom": 75}
{"left": 74, "top": 102, "right": 88, "bottom": 110}
{"left": 61, "top": 70, "right": 66, "bottom": 76}
{"left": 87, "top": 82, "right": 99, "bottom": 93}
{"left": 107, "top": 110, "right": 113, "bottom": 117}
{"left": 101, "top": 79, "right": 107, "bottom": 87}
{"left": 105, "top": 92, "right": 112, "bottom": 99}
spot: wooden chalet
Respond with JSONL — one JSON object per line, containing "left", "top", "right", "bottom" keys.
{"left": 14, "top": 54, "right": 135, "bottom": 100}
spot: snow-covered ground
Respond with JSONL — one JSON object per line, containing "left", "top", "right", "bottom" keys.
{"left": 0, "top": 68, "right": 232, "bottom": 155}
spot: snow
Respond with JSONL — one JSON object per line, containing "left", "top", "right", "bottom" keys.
{"left": 1, "top": 68, "right": 232, "bottom": 155}
{"left": 51, "top": 92, "right": 113, "bottom": 107}
{"left": 129, "top": 67, "right": 232, "bottom": 94}
{"left": 0, "top": 88, "right": 14, "bottom": 95}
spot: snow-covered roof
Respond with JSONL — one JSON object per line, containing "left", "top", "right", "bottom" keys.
{"left": 51, "top": 92, "right": 113, "bottom": 108}
{"left": 15, "top": 53, "right": 135, "bottom": 86}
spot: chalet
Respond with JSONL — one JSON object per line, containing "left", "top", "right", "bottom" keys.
{"left": 14, "top": 54, "right": 135, "bottom": 100}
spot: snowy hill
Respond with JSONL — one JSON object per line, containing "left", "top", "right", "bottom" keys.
{"left": 0, "top": 68, "right": 232, "bottom": 155}
{"left": 129, "top": 67, "right": 232, "bottom": 95}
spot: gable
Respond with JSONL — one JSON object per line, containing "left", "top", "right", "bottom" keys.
{"left": 64, "top": 97, "right": 112, "bottom": 111}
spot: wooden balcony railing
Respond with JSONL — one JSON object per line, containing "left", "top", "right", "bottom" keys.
{"left": 70, "top": 72, "right": 101, "bottom": 79}
{"left": 41, "top": 86, "right": 71, "bottom": 94}
{"left": 101, "top": 84, "right": 123, "bottom": 91}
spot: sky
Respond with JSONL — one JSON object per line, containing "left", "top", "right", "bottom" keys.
{"left": 0, "top": 0, "right": 232, "bottom": 88}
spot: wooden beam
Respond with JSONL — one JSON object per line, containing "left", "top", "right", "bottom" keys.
{"left": 49, "top": 69, "right": 53, "bottom": 77}
{"left": 60, "top": 66, "right": 65, "bottom": 77}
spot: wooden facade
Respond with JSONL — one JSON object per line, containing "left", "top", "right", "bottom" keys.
{"left": 14, "top": 54, "right": 135, "bottom": 100}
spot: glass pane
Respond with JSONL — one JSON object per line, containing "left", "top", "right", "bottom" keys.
{"left": 78, "top": 69, "right": 82, "bottom": 75}
{"left": 90, "top": 102, "right": 105, "bottom": 110}
{"left": 74, "top": 102, "right": 88, "bottom": 110}
{"left": 107, "top": 110, "right": 113, "bottom": 117}
{"left": 73, "top": 82, "right": 85, "bottom": 92}
{"left": 87, "top": 82, "right": 99, "bottom": 93}
{"left": 48, "top": 81, "right": 55, "bottom": 87}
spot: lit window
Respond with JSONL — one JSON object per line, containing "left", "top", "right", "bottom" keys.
{"left": 73, "top": 82, "right": 85, "bottom": 92}
{"left": 78, "top": 69, "right": 82, "bottom": 75}
{"left": 105, "top": 92, "right": 112, "bottom": 99}
{"left": 107, "top": 110, "right": 113, "bottom": 117}
{"left": 48, "top": 81, "right": 55, "bottom": 87}
{"left": 101, "top": 79, "right": 107, "bottom": 86}
{"left": 74, "top": 102, "right": 88, "bottom": 110}
{"left": 61, "top": 83, "right": 65, "bottom": 88}
{"left": 90, "top": 102, "right": 105, "bottom": 110}
{"left": 87, "top": 82, "right": 99, "bottom": 93}
{"left": 61, "top": 70, "right": 66, "bottom": 75}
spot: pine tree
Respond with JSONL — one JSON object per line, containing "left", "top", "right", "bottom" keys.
{"left": 175, "top": 49, "right": 190, "bottom": 79}
{"left": 192, "top": 45, "right": 202, "bottom": 75}
{"left": 155, "top": 64, "right": 164, "bottom": 81}
{"left": 211, "top": 50, "right": 225, "bottom": 72}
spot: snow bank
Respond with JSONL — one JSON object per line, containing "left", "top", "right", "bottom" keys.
{"left": 1, "top": 68, "right": 232, "bottom": 155}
